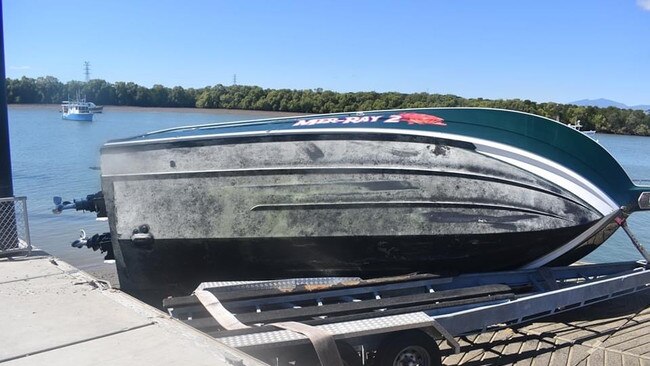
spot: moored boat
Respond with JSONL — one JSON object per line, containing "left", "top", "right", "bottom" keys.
{"left": 567, "top": 120, "right": 596, "bottom": 137}
{"left": 61, "top": 100, "right": 103, "bottom": 114}
{"left": 86, "top": 101, "right": 103, "bottom": 113}
{"left": 61, "top": 102, "right": 93, "bottom": 121}
{"left": 56, "top": 108, "right": 650, "bottom": 301}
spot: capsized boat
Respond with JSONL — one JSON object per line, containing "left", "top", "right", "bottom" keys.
{"left": 57, "top": 108, "right": 650, "bottom": 301}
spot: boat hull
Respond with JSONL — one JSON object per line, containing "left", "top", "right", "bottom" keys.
{"left": 89, "top": 106, "right": 103, "bottom": 113}
{"left": 62, "top": 113, "right": 93, "bottom": 121}
{"left": 113, "top": 222, "right": 620, "bottom": 301}
{"left": 100, "top": 132, "right": 615, "bottom": 300}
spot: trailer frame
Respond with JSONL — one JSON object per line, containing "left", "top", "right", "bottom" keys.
{"left": 163, "top": 259, "right": 650, "bottom": 365}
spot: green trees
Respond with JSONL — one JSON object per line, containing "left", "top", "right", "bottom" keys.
{"left": 113, "top": 81, "right": 136, "bottom": 105}
{"left": 81, "top": 79, "right": 115, "bottom": 105}
{"left": 6, "top": 76, "right": 650, "bottom": 136}
{"left": 169, "top": 86, "right": 196, "bottom": 108}
{"left": 7, "top": 76, "right": 40, "bottom": 103}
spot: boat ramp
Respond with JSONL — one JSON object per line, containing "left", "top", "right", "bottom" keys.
{"left": 0, "top": 253, "right": 265, "bottom": 366}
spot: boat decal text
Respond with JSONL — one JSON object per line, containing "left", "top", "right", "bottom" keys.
{"left": 292, "top": 113, "right": 446, "bottom": 127}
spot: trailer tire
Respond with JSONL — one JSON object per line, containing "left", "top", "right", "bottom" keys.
{"left": 375, "top": 330, "right": 442, "bottom": 366}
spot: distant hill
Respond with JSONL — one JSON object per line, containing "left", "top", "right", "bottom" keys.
{"left": 570, "top": 98, "right": 650, "bottom": 111}
{"left": 570, "top": 98, "right": 630, "bottom": 109}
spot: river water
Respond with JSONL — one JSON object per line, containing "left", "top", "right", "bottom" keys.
{"left": 6, "top": 105, "right": 650, "bottom": 282}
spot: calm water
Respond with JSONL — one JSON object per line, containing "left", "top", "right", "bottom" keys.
{"left": 6, "top": 105, "right": 650, "bottom": 274}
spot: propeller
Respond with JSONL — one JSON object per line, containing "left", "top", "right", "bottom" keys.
{"left": 52, "top": 196, "right": 75, "bottom": 214}
{"left": 71, "top": 229, "right": 88, "bottom": 248}
{"left": 69, "top": 230, "right": 115, "bottom": 260}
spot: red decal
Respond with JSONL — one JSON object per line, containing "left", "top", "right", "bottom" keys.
{"left": 399, "top": 113, "right": 446, "bottom": 126}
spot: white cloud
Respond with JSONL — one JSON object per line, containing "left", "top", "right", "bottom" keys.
{"left": 9, "top": 66, "right": 31, "bottom": 70}
{"left": 638, "top": 0, "right": 650, "bottom": 11}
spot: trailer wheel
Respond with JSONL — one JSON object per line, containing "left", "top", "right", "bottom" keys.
{"left": 375, "top": 330, "right": 442, "bottom": 366}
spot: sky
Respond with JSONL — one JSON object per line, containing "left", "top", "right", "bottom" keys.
{"left": 3, "top": 1, "right": 650, "bottom": 106}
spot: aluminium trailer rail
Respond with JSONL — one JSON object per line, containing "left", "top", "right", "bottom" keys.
{"left": 163, "top": 261, "right": 650, "bottom": 366}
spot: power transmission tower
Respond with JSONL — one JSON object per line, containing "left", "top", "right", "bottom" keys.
{"left": 84, "top": 61, "right": 91, "bottom": 82}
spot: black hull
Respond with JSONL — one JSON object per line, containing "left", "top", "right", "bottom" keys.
{"left": 115, "top": 222, "right": 596, "bottom": 302}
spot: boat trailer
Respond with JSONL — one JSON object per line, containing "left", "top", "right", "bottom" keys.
{"left": 163, "top": 260, "right": 650, "bottom": 366}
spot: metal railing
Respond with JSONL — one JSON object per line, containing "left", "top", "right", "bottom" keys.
{"left": 0, "top": 196, "right": 31, "bottom": 257}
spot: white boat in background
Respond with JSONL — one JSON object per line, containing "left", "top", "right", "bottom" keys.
{"left": 62, "top": 102, "right": 93, "bottom": 121}
{"left": 85, "top": 101, "right": 103, "bottom": 113}
{"left": 61, "top": 100, "right": 103, "bottom": 114}
{"left": 567, "top": 120, "right": 596, "bottom": 136}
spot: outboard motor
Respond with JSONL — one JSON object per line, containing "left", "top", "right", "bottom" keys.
{"left": 71, "top": 229, "right": 115, "bottom": 261}
{"left": 53, "top": 192, "right": 112, "bottom": 260}
{"left": 52, "top": 191, "right": 107, "bottom": 218}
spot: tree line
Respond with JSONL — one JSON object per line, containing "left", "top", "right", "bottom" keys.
{"left": 7, "top": 76, "right": 650, "bottom": 135}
